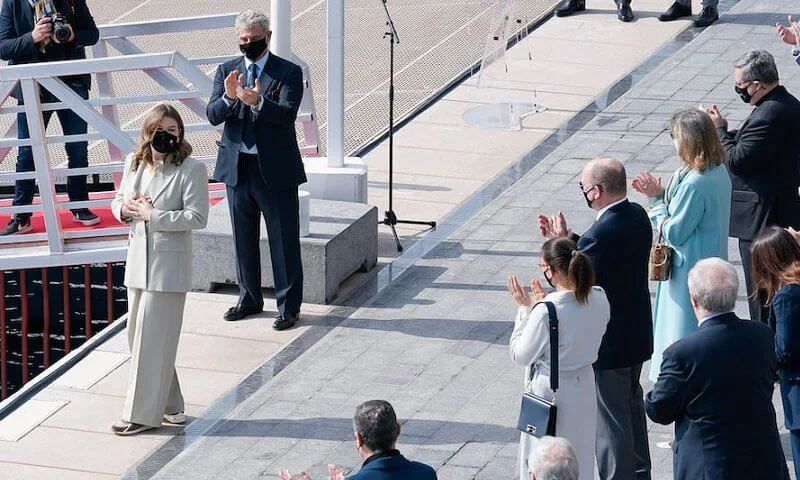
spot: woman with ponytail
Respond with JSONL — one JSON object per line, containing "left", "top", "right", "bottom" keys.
{"left": 508, "top": 237, "right": 610, "bottom": 480}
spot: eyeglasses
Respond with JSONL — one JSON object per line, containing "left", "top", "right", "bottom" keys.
{"left": 578, "top": 181, "right": 601, "bottom": 194}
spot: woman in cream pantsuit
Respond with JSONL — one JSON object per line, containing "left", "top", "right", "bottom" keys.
{"left": 110, "top": 103, "right": 209, "bottom": 436}
{"left": 508, "top": 237, "right": 610, "bottom": 480}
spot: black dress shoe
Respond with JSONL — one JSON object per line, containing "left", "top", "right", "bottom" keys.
{"left": 693, "top": 6, "right": 718, "bottom": 27}
{"left": 555, "top": 0, "right": 585, "bottom": 17}
{"left": 617, "top": 2, "right": 634, "bottom": 22}
{"left": 658, "top": 2, "right": 691, "bottom": 21}
{"left": 223, "top": 304, "right": 263, "bottom": 321}
{"left": 273, "top": 313, "right": 298, "bottom": 331}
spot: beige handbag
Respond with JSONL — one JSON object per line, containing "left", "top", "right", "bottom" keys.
{"left": 649, "top": 220, "right": 672, "bottom": 281}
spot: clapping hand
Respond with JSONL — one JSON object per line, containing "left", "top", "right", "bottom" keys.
{"left": 278, "top": 471, "right": 312, "bottom": 480}
{"left": 277, "top": 465, "right": 344, "bottom": 480}
{"left": 704, "top": 104, "right": 728, "bottom": 128}
{"left": 237, "top": 76, "right": 262, "bottom": 107}
{"left": 787, "top": 227, "right": 800, "bottom": 245}
{"left": 508, "top": 275, "right": 535, "bottom": 307}
{"left": 224, "top": 70, "right": 239, "bottom": 100}
{"left": 537, "top": 211, "right": 569, "bottom": 239}
{"left": 631, "top": 172, "right": 664, "bottom": 199}
{"left": 777, "top": 16, "right": 800, "bottom": 47}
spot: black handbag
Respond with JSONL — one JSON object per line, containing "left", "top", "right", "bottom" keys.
{"left": 516, "top": 301, "right": 558, "bottom": 438}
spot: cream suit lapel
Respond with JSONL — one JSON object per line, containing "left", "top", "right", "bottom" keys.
{"left": 147, "top": 157, "right": 180, "bottom": 205}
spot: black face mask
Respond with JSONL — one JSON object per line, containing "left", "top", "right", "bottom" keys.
{"left": 151, "top": 130, "right": 179, "bottom": 154}
{"left": 240, "top": 37, "right": 268, "bottom": 61}
{"left": 735, "top": 83, "right": 754, "bottom": 104}
{"left": 543, "top": 269, "right": 555, "bottom": 289}
{"left": 580, "top": 184, "right": 597, "bottom": 209}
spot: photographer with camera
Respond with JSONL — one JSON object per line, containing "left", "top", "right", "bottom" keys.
{"left": 0, "top": 0, "right": 100, "bottom": 235}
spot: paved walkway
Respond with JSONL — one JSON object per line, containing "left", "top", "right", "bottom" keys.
{"left": 132, "top": 0, "right": 800, "bottom": 478}
{"left": 3, "top": 0, "right": 800, "bottom": 477}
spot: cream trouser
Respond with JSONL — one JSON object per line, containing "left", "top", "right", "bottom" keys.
{"left": 123, "top": 288, "right": 186, "bottom": 427}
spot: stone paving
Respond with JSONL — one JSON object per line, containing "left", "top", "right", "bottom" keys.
{"left": 137, "top": 0, "right": 800, "bottom": 478}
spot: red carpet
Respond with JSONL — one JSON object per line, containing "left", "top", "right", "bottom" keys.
{"left": 0, "top": 184, "right": 226, "bottom": 236}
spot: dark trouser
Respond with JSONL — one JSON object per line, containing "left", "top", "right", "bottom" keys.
{"left": 790, "top": 430, "right": 800, "bottom": 480}
{"left": 14, "top": 83, "right": 90, "bottom": 221}
{"left": 595, "top": 363, "right": 652, "bottom": 480}
{"left": 227, "top": 154, "right": 303, "bottom": 316}
{"left": 739, "top": 238, "right": 768, "bottom": 323}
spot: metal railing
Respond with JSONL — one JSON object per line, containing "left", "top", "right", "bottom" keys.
{"left": 0, "top": 14, "right": 320, "bottom": 270}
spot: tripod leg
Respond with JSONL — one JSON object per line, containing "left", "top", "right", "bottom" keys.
{"left": 389, "top": 222, "right": 403, "bottom": 252}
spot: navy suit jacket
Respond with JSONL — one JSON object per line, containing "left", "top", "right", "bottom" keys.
{"left": 573, "top": 200, "right": 653, "bottom": 370}
{"left": 646, "top": 313, "right": 788, "bottom": 480}
{"left": 206, "top": 53, "right": 307, "bottom": 190}
{"left": 347, "top": 454, "right": 437, "bottom": 480}
{"left": 0, "top": 0, "right": 98, "bottom": 97}
{"left": 770, "top": 284, "right": 800, "bottom": 430}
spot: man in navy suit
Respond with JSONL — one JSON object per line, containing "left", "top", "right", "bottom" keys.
{"left": 539, "top": 157, "right": 653, "bottom": 480}
{"left": 0, "top": 0, "right": 100, "bottom": 236}
{"left": 206, "top": 10, "right": 306, "bottom": 330}
{"left": 646, "top": 258, "right": 788, "bottom": 479}
{"left": 280, "top": 400, "right": 437, "bottom": 480}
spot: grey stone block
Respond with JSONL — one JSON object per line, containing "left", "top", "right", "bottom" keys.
{"left": 192, "top": 198, "right": 378, "bottom": 304}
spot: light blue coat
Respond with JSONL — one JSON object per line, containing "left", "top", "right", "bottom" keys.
{"left": 648, "top": 164, "right": 732, "bottom": 382}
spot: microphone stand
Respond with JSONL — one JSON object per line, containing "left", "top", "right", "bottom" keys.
{"left": 379, "top": 0, "right": 436, "bottom": 253}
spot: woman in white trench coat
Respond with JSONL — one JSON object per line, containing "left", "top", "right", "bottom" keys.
{"left": 508, "top": 236, "right": 610, "bottom": 480}
{"left": 110, "top": 103, "right": 209, "bottom": 435}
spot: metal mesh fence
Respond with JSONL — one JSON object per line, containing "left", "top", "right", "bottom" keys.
{"left": 0, "top": 0, "right": 558, "bottom": 181}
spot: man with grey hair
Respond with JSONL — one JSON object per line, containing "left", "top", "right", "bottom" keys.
{"left": 539, "top": 157, "right": 653, "bottom": 480}
{"left": 705, "top": 49, "right": 800, "bottom": 323}
{"left": 207, "top": 10, "right": 306, "bottom": 330}
{"left": 279, "top": 400, "right": 437, "bottom": 480}
{"left": 646, "top": 258, "right": 788, "bottom": 479}
{"left": 528, "top": 436, "right": 579, "bottom": 480}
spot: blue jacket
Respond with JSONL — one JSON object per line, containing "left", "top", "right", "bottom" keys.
{"left": 770, "top": 284, "right": 800, "bottom": 430}
{"left": 573, "top": 199, "right": 653, "bottom": 369}
{"left": 646, "top": 312, "right": 788, "bottom": 480}
{"left": 347, "top": 454, "right": 437, "bottom": 480}
{"left": 206, "top": 53, "right": 307, "bottom": 190}
{"left": 647, "top": 165, "right": 731, "bottom": 381}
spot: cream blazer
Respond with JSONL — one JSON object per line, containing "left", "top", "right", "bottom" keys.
{"left": 111, "top": 153, "right": 209, "bottom": 293}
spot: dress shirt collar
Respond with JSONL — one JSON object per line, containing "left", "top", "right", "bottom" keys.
{"left": 244, "top": 51, "right": 270, "bottom": 78}
{"left": 595, "top": 197, "right": 627, "bottom": 221}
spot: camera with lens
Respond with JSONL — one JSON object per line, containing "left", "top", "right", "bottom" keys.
{"left": 37, "top": 0, "right": 72, "bottom": 45}
{"left": 50, "top": 13, "right": 71, "bottom": 43}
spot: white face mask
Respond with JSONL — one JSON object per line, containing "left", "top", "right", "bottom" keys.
{"left": 673, "top": 139, "right": 681, "bottom": 153}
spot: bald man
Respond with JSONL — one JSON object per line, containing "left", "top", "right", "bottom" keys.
{"left": 539, "top": 158, "right": 653, "bottom": 480}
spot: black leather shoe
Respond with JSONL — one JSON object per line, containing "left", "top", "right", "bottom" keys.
{"left": 273, "top": 314, "right": 298, "bottom": 331}
{"left": 693, "top": 6, "right": 718, "bottom": 27}
{"left": 555, "top": 0, "right": 585, "bottom": 17}
{"left": 223, "top": 304, "right": 263, "bottom": 322}
{"left": 617, "top": 2, "right": 634, "bottom": 22}
{"left": 658, "top": 2, "right": 691, "bottom": 21}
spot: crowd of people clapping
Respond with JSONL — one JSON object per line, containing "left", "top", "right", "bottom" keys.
{"left": 508, "top": 17, "right": 800, "bottom": 480}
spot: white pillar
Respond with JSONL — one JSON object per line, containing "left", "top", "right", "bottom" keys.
{"left": 326, "top": 0, "right": 345, "bottom": 168}
{"left": 270, "top": 0, "right": 291, "bottom": 59}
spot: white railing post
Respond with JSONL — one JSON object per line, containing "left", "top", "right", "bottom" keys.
{"left": 270, "top": 0, "right": 291, "bottom": 59}
{"left": 327, "top": 0, "right": 345, "bottom": 168}
{"left": 91, "top": 42, "right": 124, "bottom": 187}
{"left": 20, "top": 79, "right": 64, "bottom": 254}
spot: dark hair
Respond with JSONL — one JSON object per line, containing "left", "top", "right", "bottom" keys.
{"left": 751, "top": 226, "right": 800, "bottom": 305}
{"left": 353, "top": 400, "right": 399, "bottom": 453}
{"left": 541, "top": 237, "right": 596, "bottom": 304}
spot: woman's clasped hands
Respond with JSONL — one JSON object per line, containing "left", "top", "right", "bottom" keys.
{"left": 122, "top": 192, "right": 154, "bottom": 222}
